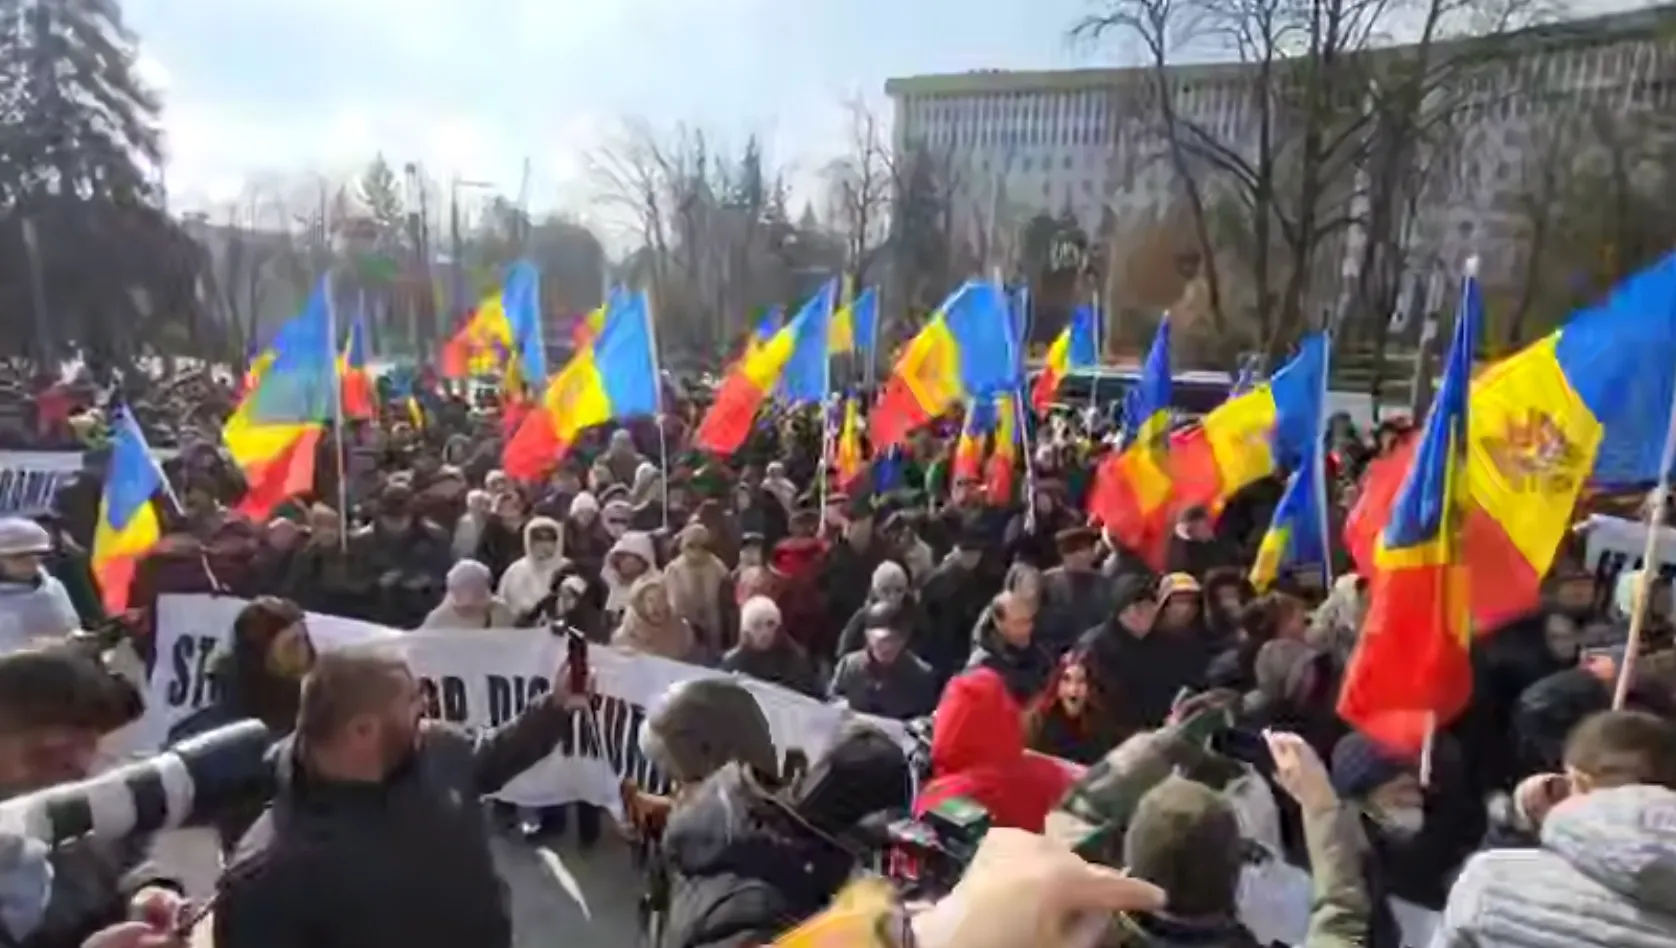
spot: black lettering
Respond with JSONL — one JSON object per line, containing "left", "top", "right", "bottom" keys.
{"left": 419, "top": 677, "right": 443, "bottom": 720}
{"left": 165, "top": 634, "right": 195, "bottom": 707}
{"left": 189, "top": 637, "right": 219, "bottom": 707}
{"left": 0, "top": 469, "right": 18, "bottom": 511}
{"left": 485, "top": 675, "right": 553, "bottom": 728}
{"left": 578, "top": 695, "right": 602, "bottom": 759}
{"left": 781, "top": 748, "right": 808, "bottom": 784}
{"left": 440, "top": 676, "right": 468, "bottom": 723}
{"left": 486, "top": 675, "right": 512, "bottom": 728}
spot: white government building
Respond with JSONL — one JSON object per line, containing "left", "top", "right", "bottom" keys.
{"left": 885, "top": 5, "right": 1676, "bottom": 297}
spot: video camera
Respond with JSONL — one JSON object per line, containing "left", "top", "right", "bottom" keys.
{"left": 0, "top": 719, "right": 273, "bottom": 849}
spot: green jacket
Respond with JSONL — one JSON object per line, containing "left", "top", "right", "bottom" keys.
{"left": 1044, "top": 725, "right": 1371, "bottom": 948}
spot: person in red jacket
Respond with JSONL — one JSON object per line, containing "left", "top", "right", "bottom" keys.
{"left": 915, "top": 667, "right": 1077, "bottom": 833}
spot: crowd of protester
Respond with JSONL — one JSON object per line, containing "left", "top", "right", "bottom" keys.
{"left": 0, "top": 361, "right": 1671, "bottom": 948}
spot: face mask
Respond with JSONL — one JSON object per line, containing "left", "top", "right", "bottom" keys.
{"left": 1375, "top": 804, "right": 1425, "bottom": 838}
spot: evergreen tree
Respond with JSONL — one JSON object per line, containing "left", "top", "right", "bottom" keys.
{"left": 0, "top": 0, "right": 203, "bottom": 364}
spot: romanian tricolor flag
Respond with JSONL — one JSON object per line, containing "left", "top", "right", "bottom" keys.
{"left": 987, "top": 392, "right": 1020, "bottom": 502}
{"left": 952, "top": 398, "right": 994, "bottom": 485}
{"left": 1337, "top": 268, "right": 1479, "bottom": 754}
{"left": 503, "top": 290, "right": 661, "bottom": 480}
{"left": 338, "top": 316, "right": 375, "bottom": 421}
{"left": 224, "top": 276, "right": 337, "bottom": 520}
{"left": 832, "top": 396, "right": 866, "bottom": 489}
{"left": 1170, "top": 333, "right": 1330, "bottom": 519}
{"left": 440, "top": 306, "right": 506, "bottom": 379}
{"left": 697, "top": 288, "right": 831, "bottom": 456}
{"left": 1088, "top": 318, "right": 1173, "bottom": 567}
{"left": 1031, "top": 305, "right": 1099, "bottom": 412}
{"left": 92, "top": 407, "right": 162, "bottom": 614}
{"left": 870, "top": 281, "right": 1020, "bottom": 449}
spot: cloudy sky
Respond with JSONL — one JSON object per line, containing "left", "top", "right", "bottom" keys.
{"left": 125, "top": 0, "right": 1112, "bottom": 227}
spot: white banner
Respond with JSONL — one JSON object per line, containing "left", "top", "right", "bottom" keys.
{"left": 1581, "top": 514, "right": 1676, "bottom": 602}
{"left": 132, "top": 595, "right": 1437, "bottom": 947}
{"left": 0, "top": 450, "right": 82, "bottom": 515}
{"left": 134, "top": 596, "right": 868, "bottom": 813}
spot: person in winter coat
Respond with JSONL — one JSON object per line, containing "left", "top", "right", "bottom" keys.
{"left": 829, "top": 604, "right": 939, "bottom": 720}
{"left": 1080, "top": 575, "right": 1203, "bottom": 735}
{"left": 168, "top": 596, "right": 317, "bottom": 854}
{"left": 602, "top": 530, "right": 660, "bottom": 624}
{"left": 664, "top": 522, "right": 734, "bottom": 654}
{"left": 277, "top": 504, "right": 362, "bottom": 619}
{"left": 1036, "top": 527, "right": 1115, "bottom": 658}
{"left": 819, "top": 499, "right": 896, "bottom": 640}
{"left": 914, "top": 666, "right": 1076, "bottom": 833}
{"left": 0, "top": 517, "right": 80, "bottom": 651}
{"left": 1437, "top": 711, "right": 1676, "bottom": 948}
{"left": 611, "top": 575, "right": 698, "bottom": 662}
{"left": 719, "top": 595, "right": 820, "bottom": 697}
{"left": 1024, "top": 648, "right": 1122, "bottom": 766}
{"left": 471, "top": 489, "right": 528, "bottom": 583}
{"left": 916, "top": 527, "right": 993, "bottom": 680}
{"left": 834, "top": 560, "right": 924, "bottom": 659}
{"left": 349, "top": 484, "right": 452, "bottom": 628}
{"left": 450, "top": 489, "right": 492, "bottom": 560}
{"left": 1045, "top": 728, "right": 1372, "bottom": 948}
{"left": 1165, "top": 505, "right": 1234, "bottom": 579}
{"left": 967, "top": 589, "right": 1053, "bottom": 704}
{"left": 495, "top": 516, "right": 568, "bottom": 619}
{"left": 422, "top": 559, "right": 517, "bottom": 629}
{"left": 655, "top": 723, "right": 910, "bottom": 948}
{"left": 0, "top": 647, "right": 174, "bottom": 948}
{"left": 1307, "top": 574, "right": 1367, "bottom": 666}
{"left": 765, "top": 535, "right": 830, "bottom": 669}
{"left": 563, "top": 491, "right": 610, "bottom": 578}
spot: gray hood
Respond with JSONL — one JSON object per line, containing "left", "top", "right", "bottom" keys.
{"left": 1542, "top": 784, "right": 1676, "bottom": 914}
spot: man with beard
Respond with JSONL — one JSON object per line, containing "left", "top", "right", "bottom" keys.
{"left": 211, "top": 646, "right": 589, "bottom": 948}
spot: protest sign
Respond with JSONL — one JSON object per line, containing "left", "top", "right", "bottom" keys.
{"left": 134, "top": 595, "right": 1438, "bottom": 946}
{"left": 137, "top": 595, "right": 864, "bottom": 813}
{"left": 1581, "top": 514, "right": 1676, "bottom": 606}
{"left": 0, "top": 451, "right": 82, "bottom": 515}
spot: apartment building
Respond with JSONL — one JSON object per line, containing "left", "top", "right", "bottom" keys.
{"left": 885, "top": 5, "right": 1676, "bottom": 305}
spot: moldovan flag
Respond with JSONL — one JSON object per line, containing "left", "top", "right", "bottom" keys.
{"left": 695, "top": 287, "right": 831, "bottom": 456}
{"left": 1031, "top": 305, "right": 1099, "bottom": 412}
{"left": 832, "top": 396, "right": 866, "bottom": 489}
{"left": 224, "top": 276, "right": 337, "bottom": 520}
{"left": 92, "top": 407, "right": 162, "bottom": 613}
{"left": 339, "top": 315, "right": 376, "bottom": 420}
{"left": 870, "top": 281, "right": 1020, "bottom": 449}
{"left": 1088, "top": 318, "right": 1173, "bottom": 567}
{"left": 1338, "top": 266, "right": 1479, "bottom": 755}
{"left": 1350, "top": 251, "right": 1676, "bottom": 630}
{"left": 1462, "top": 251, "right": 1676, "bottom": 628}
{"left": 1170, "top": 333, "right": 1330, "bottom": 518}
{"left": 503, "top": 291, "right": 661, "bottom": 480}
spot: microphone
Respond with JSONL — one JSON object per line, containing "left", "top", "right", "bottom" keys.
{"left": 0, "top": 719, "right": 274, "bottom": 848}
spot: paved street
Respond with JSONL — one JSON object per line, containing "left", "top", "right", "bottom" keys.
{"left": 156, "top": 822, "right": 648, "bottom": 947}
